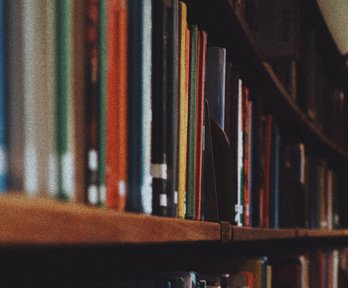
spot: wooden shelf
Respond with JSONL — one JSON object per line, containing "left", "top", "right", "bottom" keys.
{"left": 0, "top": 195, "right": 221, "bottom": 244}
{"left": 2, "top": 195, "right": 348, "bottom": 246}
{"left": 185, "top": 0, "right": 348, "bottom": 167}
{"left": 232, "top": 226, "right": 296, "bottom": 241}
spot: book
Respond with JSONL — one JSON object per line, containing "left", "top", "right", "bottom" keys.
{"left": 255, "top": 0, "right": 300, "bottom": 60}
{"left": 127, "top": 0, "right": 152, "bottom": 214}
{"left": 176, "top": 1, "right": 188, "bottom": 218}
{"left": 279, "top": 143, "right": 306, "bottom": 228}
{"left": 186, "top": 24, "right": 198, "bottom": 219}
{"left": 0, "top": 0, "right": 6, "bottom": 192}
{"left": 269, "top": 122, "right": 281, "bottom": 228}
{"left": 105, "top": 0, "right": 128, "bottom": 210}
{"left": 270, "top": 257, "right": 304, "bottom": 288}
{"left": 202, "top": 99, "right": 219, "bottom": 222}
{"left": 85, "top": 0, "right": 100, "bottom": 205}
{"left": 260, "top": 115, "right": 273, "bottom": 228}
{"left": 47, "top": 0, "right": 59, "bottom": 198}
{"left": 236, "top": 79, "right": 243, "bottom": 226}
{"left": 242, "top": 86, "right": 251, "bottom": 227}
{"left": 151, "top": 0, "right": 169, "bottom": 216}
{"left": 72, "top": 0, "right": 86, "bottom": 203}
{"left": 194, "top": 31, "right": 207, "bottom": 220}
{"left": 98, "top": 0, "right": 106, "bottom": 206}
{"left": 210, "top": 118, "right": 234, "bottom": 223}
{"left": 7, "top": 0, "right": 25, "bottom": 191}
{"left": 22, "top": 0, "right": 51, "bottom": 196}
{"left": 56, "top": 0, "right": 75, "bottom": 201}
{"left": 166, "top": 0, "right": 180, "bottom": 217}
{"left": 204, "top": 47, "right": 226, "bottom": 130}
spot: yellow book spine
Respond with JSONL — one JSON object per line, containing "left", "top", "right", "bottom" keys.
{"left": 177, "top": 2, "right": 188, "bottom": 218}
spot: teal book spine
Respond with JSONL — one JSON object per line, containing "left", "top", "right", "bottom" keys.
{"left": 186, "top": 25, "right": 198, "bottom": 219}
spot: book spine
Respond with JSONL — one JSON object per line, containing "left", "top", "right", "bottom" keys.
{"left": 7, "top": 0, "right": 25, "bottom": 191}
{"left": 47, "top": 0, "right": 58, "bottom": 198}
{"left": 204, "top": 47, "right": 226, "bottom": 129}
{"left": 23, "top": 0, "right": 52, "bottom": 196}
{"left": 0, "top": 0, "right": 6, "bottom": 192}
{"left": 236, "top": 79, "right": 243, "bottom": 226}
{"left": 114, "top": 0, "right": 128, "bottom": 209}
{"left": 186, "top": 25, "right": 198, "bottom": 219}
{"left": 85, "top": 0, "right": 99, "bottom": 205}
{"left": 166, "top": 0, "right": 179, "bottom": 217}
{"left": 242, "top": 87, "right": 250, "bottom": 227}
{"left": 248, "top": 100, "right": 254, "bottom": 226}
{"left": 72, "top": 0, "right": 87, "bottom": 203}
{"left": 177, "top": 2, "right": 188, "bottom": 218}
{"left": 56, "top": 0, "right": 75, "bottom": 201}
{"left": 105, "top": 1, "right": 127, "bottom": 210}
{"left": 98, "top": 0, "right": 106, "bottom": 206}
{"left": 261, "top": 115, "right": 273, "bottom": 228}
{"left": 194, "top": 31, "right": 206, "bottom": 220}
{"left": 127, "top": 0, "right": 152, "bottom": 214}
{"left": 151, "top": 0, "right": 168, "bottom": 216}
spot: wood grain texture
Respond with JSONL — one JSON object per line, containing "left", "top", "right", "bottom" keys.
{"left": 232, "top": 226, "right": 296, "bottom": 241}
{"left": 0, "top": 195, "right": 220, "bottom": 244}
{"left": 295, "top": 228, "right": 348, "bottom": 238}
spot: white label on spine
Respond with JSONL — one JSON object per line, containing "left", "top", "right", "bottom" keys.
{"left": 48, "top": 153, "right": 58, "bottom": 197}
{"left": 160, "top": 194, "right": 167, "bottom": 207}
{"left": 24, "top": 143, "right": 37, "bottom": 195}
{"left": 174, "top": 191, "right": 178, "bottom": 205}
{"left": 118, "top": 180, "right": 126, "bottom": 197}
{"left": 151, "top": 163, "right": 167, "bottom": 179}
{"left": 0, "top": 145, "right": 7, "bottom": 175}
{"left": 88, "top": 185, "right": 98, "bottom": 205}
{"left": 88, "top": 149, "right": 98, "bottom": 171}
{"left": 99, "top": 184, "right": 106, "bottom": 203}
{"left": 62, "top": 152, "right": 74, "bottom": 198}
{"left": 142, "top": 175, "right": 153, "bottom": 214}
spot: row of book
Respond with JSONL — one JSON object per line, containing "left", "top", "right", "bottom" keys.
{"left": 209, "top": 60, "right": 341, "bottom": 229}
{"left": 0, "top": 0, "right": 344, "bottom": 229}
{"left": 90, "top": 251, "right": 340, "bottom": 287}
{"left": 0, "top": 0, "right": 228, "bottom": 220}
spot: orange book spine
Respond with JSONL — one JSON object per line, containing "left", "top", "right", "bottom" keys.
{"left": 194, "top": 31, "right": 206, "bottom": 220}
{"left": 105, "top": 0, "right": 127, "bottom": 209}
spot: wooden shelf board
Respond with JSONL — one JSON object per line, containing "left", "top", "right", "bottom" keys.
{"left": 232, "top": 226, "right": 296, "bottom": 241}
{"left": 0, "top": 195, "right": 221, "bottom": 244}
{"left": 296, "top": 228, "right": 348, "bottom": 238}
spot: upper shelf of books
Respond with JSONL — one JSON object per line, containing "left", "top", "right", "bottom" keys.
{"left": 184, "top": 0, "right": 348, "bottom": 166}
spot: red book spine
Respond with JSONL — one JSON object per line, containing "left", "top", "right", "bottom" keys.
{"left": 194, "top": 31, "right": 207, "bottom": 220}
{"left": 86, "top": 0, "right": 99, "bottom": 205}
{"left": 261, "top": 115, "right": 272, "bottom": 227}
{"left": 105, "top": 0, "right": 127, "bottom": 210}
{"left": 242, "top": 86, "right": 250, "bottom": 226}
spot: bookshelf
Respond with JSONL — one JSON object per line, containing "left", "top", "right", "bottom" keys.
{"left": 3, "top": 194, "right": 348, "bottom": 246}
{"left": 2, "top": 0, "right": 348, "bottom": 286}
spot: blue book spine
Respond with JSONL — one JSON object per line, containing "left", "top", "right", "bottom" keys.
{"left": 270, "top": 123, "right": 280, "bottom": 228}
{"left": 0, "top": 0, "right": 6, "bottom": 191}
{"left": 205, "top": 47, "right": 226, "bottom": 129}
{"left": 126, "top": 0, "right": 152, "bottom": 213}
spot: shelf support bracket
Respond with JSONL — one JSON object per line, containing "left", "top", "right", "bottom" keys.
{"left": 220, "top": 221, "right": 232, "bottom": 243}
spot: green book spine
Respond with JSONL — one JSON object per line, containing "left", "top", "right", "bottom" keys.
{"left": 98, "top": 0, "right": 106, "bottom": 206}
{"left": 47, "top": 0, "right": 58, "bottom": 198}
{"left": 186, "top": 25, "right": 198, "bottom": 219}
{"left": 56, "top": 0, "right": 73, "bottom": 200}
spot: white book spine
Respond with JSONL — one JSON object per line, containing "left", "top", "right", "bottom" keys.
{"left": 142, "top": 0, "right": 152, "bottom": 214}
